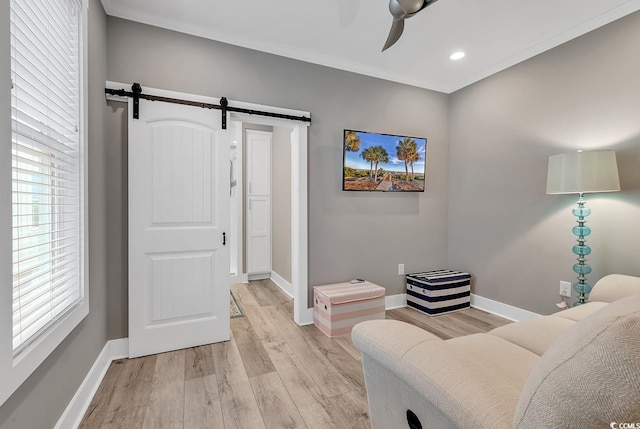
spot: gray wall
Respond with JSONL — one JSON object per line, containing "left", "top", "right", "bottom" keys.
{"left": 0, "top": 1, "right": 110, "bottom": 428}
{"left": 106, "top": 17, "right": 450, "bottom": 315}
{"left": 448, "top": 11, "right": 640, "bottom": 315}
{"left": 272, "top": 126, "right": 292, "bottom": 282}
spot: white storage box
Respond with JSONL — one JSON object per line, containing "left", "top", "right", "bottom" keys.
{"left": 313, "top": 281, "right": 385, "bottom": 337}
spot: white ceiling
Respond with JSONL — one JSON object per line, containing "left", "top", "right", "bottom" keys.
{"left": 101, "top": 0, "right": 640, "bottom": 94}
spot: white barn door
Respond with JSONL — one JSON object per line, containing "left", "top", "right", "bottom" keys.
{"left": 128, "top": 95, "right": 230, "bottom": 358}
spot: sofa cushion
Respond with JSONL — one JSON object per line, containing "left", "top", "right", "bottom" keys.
{"left": 513, "top": 294, "right": 640, "bottom": 429}
{"left": 488, "top": 316, "right": 576, "bottom": 356}
{"left": 553, "top": 301, "right": 608, "bottom": 322}
{"left": 589, "top": 274, "right": 640, "bottom": 303}
{"left": 446, "top": 333, "right": 539, "bottom": 391}
{"left": 406, "top": 333, "right": 539, "bottom": 429}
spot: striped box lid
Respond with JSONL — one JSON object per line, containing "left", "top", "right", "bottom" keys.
{"left": 314, "top": 281, "right": 385, "bottom": 305}
{"left": 406, "top": 269, "right": 470, "bottom": 288}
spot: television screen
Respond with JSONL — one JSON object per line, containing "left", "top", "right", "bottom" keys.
{"left": 343, "top": 130, "right": 427, "bottom": 192}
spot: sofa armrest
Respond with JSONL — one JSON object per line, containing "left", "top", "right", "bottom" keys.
{"left": 352, "top": 320, "right": 526, "bottom": 429}
{"left": 589, "top": 274, "right": 640, "bottom": 303}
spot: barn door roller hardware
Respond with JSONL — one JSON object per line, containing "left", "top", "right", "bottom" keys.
{"left": 104, "top": 83, "right": 311, "bottom": 130}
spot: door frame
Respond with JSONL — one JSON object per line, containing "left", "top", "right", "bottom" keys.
{"left": 106, "top": 81, "right": 312, "bottom": 326}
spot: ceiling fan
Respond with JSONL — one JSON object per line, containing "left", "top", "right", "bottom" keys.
{"left": 382, "top": 0, "right": 439, "bottom": 51}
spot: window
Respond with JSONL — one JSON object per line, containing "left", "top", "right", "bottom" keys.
{"left": 0, "top": 0, "right": 87, "bottom": 406}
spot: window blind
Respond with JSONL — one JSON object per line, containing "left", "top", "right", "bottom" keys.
{"left": 10, "top": 0, "right": 83, "bottom": 353}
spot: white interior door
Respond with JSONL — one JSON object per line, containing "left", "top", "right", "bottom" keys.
{"left": 246, "top": 130, "right": 272, "bottom": 275}
{"left": 128, "top": 96, "right": 230, "bottom": 358}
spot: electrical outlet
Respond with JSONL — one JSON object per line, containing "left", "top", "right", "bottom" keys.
{"left": 559, "top": 281, "right": 571, "bottom": 297}
{"left": 398, "top": 264, "right": 405, "bottom": 276}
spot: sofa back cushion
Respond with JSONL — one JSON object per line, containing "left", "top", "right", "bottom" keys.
{"left": 513, "top": 294, "right": 640, "bottom": 429}
{"left": 589, "top": 274, "right": 640, "bottom": 303}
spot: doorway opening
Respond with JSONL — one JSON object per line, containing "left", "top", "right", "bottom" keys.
{"left": 227, "top": 113, "right": 311, "bottom": 326}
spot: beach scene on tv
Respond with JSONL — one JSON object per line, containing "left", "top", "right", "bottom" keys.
{"left": 343, "top": 130, "right": 426, "bottom": 192}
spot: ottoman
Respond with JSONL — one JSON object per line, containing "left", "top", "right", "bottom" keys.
{"left": 313, "top": 281, "right": 386, "bottom": 337}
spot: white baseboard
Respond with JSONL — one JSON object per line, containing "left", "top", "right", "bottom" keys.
{"left": 471, "top": 294, "right": 539, "bottom": 322}
{"left": 248, "top": 272, "right": 270, "bottom": 281}
{"left": 270, "top": 271, "right": 294, "bottom": 298}
{"left": 378, "top": 292, "right": 537, "bottom": 322}
{"left": 55, "top": 338, "right": 129, "bottom": 429}
{"left": 297, "top": 307, "right": 315, "bottom": 326}
{"left": 298, "top": 292, "right": 537, "bottom": 327}
{"left": 109, "top": 338, "right": 129, "bottom": 360}
{"left": 385, "top": 293, "right": 406, "bottom": 310}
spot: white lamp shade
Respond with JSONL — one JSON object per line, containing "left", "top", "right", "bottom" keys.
{"left": 546, "top": 150, "right": 620, "bottom": 194}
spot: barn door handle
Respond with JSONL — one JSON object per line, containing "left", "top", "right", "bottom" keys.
{"left": 222, "top": 232, "right": 226, "bottom": 246}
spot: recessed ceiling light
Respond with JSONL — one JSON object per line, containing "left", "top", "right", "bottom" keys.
{"left": 450, "top": 51, "right": 465, "bottom": 61}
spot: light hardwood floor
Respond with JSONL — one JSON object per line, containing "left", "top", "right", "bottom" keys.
{"left": 80, "top": 280, "right": 510, "bottom": 428}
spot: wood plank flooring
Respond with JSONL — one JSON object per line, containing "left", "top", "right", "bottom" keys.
{"left": 80, "top": 279, "right": 509, "bottom": 428}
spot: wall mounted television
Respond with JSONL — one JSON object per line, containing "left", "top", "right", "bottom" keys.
{"left": 343, "top": 129, "right": 427, "bottom": 192}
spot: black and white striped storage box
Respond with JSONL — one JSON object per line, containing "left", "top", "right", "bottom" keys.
{"left": 406, "top": 270, "right": 471, "bottom": 316}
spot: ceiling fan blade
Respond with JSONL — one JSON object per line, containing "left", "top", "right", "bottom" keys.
{"left": 382, "top": 19, "right": 404, "bottom": 52}
{"left": 396, "top": 0, "right": 425, "bottom": 14}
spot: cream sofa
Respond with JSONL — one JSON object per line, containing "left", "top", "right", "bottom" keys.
{"left": 352, "top": 274, "right": 640, "bottom": 429}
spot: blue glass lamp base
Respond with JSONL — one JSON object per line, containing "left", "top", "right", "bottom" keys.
{"left": 571, "top": 194, "right": 591, "bottom": 306}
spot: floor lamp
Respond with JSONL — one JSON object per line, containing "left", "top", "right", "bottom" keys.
{"left": 546, "top": 150, "right": 620, "bottom": 306}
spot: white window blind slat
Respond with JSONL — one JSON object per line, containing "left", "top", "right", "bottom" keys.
{"left": 10, "top": 0, "right": 83, "bottom": 354}
{"left": 11, "top": 45, "right": 76, "bottom": 100}
{"left": 13, "top": 170, "right": 79, "bottom": 187}
{"left": 12, "top": 83, "right": 77, "bottom": 132}
{"left": 13, "top": 151, "right": 78, "bottom": 174}
{"left": 11, "top": 255, "right": 78, "bottom": 287}
{"left": 13, "top": 236, "right": 80, "bottom": 264}
{"left": 12, "top": 25, "right": 75, "bottom": 80}
{"left": 12, "top": 69, "right": 77, "bottom": 116}
{"left": 13, "top": 118, "right": 77, "bottom": 151}
{"left": 12, "top": 175, "right": 80, "bottom": 190}
{"left": 13, "top": 264, "right": 80, "bottom": 310}
{"left": 11, "top": 145, "right": 78, "bottom": 177}
{"left": 14, "top": 279, "right": 80, "bottom": 333}
{"left": 12, "top": 202, "right": 79, "bottom": 211}
{"left": 12, "top": 133, "right": 78, "bottom": 166}
{"left": 13, "top": 222, "right": 77, "bottom": 239}
{"left": 13, "top": 219, "right": 79, "bottom": 237}
{"left": 12, "top": 64, "right": 75, "bottom": 116}
{"left": 14, "top": 241, "right": 79, "bottom": 268}
{"left": 15, "top": 1, "right": 78, "bottom": 67}
{"left": 13, "top": 210, "right": 75, "bottom": 222}
{"left": 12, "top": 177, "right": 79, "bottom": 193}
{"left": 12, "top": 170, "right": 78, "bottom": 189}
